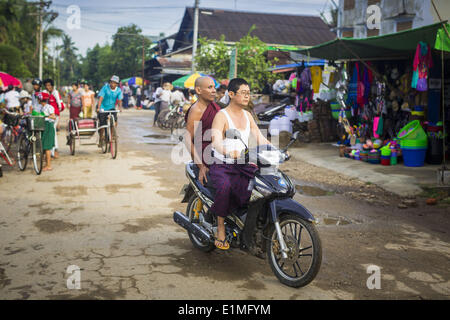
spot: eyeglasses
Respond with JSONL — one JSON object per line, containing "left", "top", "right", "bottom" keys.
{"left": 236, "top": 91, "right": 251, "bottom": 97}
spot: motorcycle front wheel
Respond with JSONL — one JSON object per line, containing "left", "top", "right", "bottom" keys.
{"left": 267, "top": 214, "right": 322, "bottom": 288}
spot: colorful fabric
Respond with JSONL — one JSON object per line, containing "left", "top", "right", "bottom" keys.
{"left": 69, "top": 90, "right": 83, "bottom": 108}
{"left": 42, "top": 120, "right": 55, "bottom": 151}
{"left": 184, "top": 101, "right": 221, "bottom": 166}
{"left": 347, "top": 64, "right": 358, "bottom": 111}
{"left": 411, "top": 42, "right": 433, "bottom": 91}
{"left": 310, "top": 66, "right": 322, "bottom": 94}
{"left": 209, "top": 163, "right": 258, "bottom": 217}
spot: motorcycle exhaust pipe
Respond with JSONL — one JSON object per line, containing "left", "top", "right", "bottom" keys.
{"left": 173, "top": 211, "right": 212, "bottom": 243}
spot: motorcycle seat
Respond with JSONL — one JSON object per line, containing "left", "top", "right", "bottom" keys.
{"left": 188, "top": 163, "right": 216, "bottom": 200}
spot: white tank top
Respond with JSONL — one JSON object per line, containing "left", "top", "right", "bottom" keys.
{"left": 213, "top": 109, "right": 250, "bottom": 162}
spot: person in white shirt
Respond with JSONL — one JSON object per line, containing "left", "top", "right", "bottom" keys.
{"left": 171, "top": 89, "right": 186, "bottom": 107}
{"left": 153, "top": 86, "right": 163, "bottom": 125}
{"left": 4, "top": 85, "right": 20, "bottom": 110}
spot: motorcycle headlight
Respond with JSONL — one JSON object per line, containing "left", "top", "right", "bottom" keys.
{"left": 256, "top": 184, "right": 272, "bottom": 197}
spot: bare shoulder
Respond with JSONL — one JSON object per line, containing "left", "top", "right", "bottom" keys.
{"left": 187, "top": 103, "right": 204, "bottom": 122}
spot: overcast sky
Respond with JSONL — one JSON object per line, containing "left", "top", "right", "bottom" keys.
{"left": 49, "top": 0, "right": 332, "bottom": 56}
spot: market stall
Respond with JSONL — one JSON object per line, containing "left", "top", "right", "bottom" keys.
{"left": 293, "top": 21, "right": 449, "bottom": 170}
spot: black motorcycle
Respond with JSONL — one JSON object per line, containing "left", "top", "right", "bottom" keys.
{"left": 173, "top": 130, "right": 322, "bottom": 288}
{"left": 255, "top": 97, "right": 291, "bottom": 122}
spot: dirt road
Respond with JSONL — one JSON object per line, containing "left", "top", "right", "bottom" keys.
{"left": 0, "top": 109, "right": 449, "bottom": 300}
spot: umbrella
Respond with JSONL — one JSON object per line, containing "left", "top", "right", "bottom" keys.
{"left": 172, "top": 72, "right": 219, "bottom": 89}
{"left": 0, "top": 72, "right": 22, "bottom": 89}
{"left": 121, "top": 77, "right": 144, "bottom": 86}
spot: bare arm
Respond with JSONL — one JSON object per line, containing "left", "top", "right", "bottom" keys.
{"left": 247, "top": 111, "right": 270, "bottom": 145}
{"left": 97, "top": 96, "right": 103, "bottom": 112}
{"left": 184, "top": 104, "right": 205, "bottom": 166}
{"left": 211, "top": 112, "right": 229, "bottom": 156}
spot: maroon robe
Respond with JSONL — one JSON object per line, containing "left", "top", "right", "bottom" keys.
{"left": 185, "top": 101, "right": 221, "bottom": 166}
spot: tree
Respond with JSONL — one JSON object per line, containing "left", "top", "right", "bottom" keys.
{"left": 194, "top": 26, "right": 278, "bottom": 92}
{"left": 196, "top": 35, "right": 230, "bottom": 80}
{"left": 111, "top": 24, "right": 151, "bottom": 79}
{"left": 0, "top": 0, "right": 64, "bottom": 78}
{"left": 0, "top": 44, "right": 31, "bottom": 77}
{"left": 58, "top": 34, "right": 81, "bottom": 84}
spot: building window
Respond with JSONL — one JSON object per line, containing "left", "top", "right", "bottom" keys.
{"left": 367, "top": 0, "right": 379, "bottom": 5}
{"left": 367, "top": 28, "right": 379, "bottom": 37}
{"left": 344, "top": 0, "right": 355, "bottom": 10}
{"left": 343, "top": 30, "right": 354, "bottom": 38}
{"left": 397, "top": 21, "right": 413, "bottom": 32}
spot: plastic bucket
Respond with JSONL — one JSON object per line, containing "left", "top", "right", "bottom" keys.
{"left": 401, "top": 147, "right": 427, "bottom": 167}
{"left": 400, "top": 138, "right": 428, "bottom": 149}
{"left": 381, "top": 158, "right": 390, "bottom": 166}
{"left": 397, "top": 120, "right": 427, "bottom": 141}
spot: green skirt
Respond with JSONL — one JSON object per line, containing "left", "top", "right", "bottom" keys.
{"left": 42, "top": 121, "right": 55, "bottom": 151}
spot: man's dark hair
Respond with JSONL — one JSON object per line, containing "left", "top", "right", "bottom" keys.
{"left": 72, "top": 82, "right": 79, "bottom": 87}
{"left": 227, "top": 78, "right": 250, "bottom": 94}
{"left": 218, "top": 84, "right": 227, "bottom": 92}
{"left": 43, "top": 78, "right": 54, "bottom": 87}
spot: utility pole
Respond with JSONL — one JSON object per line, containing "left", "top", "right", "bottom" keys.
{"left": 191, "top": 0, "right": 199, "bottom": 73}
{"left": 29, "top": 1, "right": 57, "bottom": 80}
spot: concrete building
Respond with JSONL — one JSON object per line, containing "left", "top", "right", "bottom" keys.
{"left": 337, "top": 0, "right": 450, "bottom": 38}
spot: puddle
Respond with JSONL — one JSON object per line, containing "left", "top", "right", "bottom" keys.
{"left": 322, "top": 216, "right": 352, "bottom": 226}
{"left": 295, "top": 185, "right": 330, "bottom": 197}
{"left": 144, "top": 134, "right": 169, "bottom": 139}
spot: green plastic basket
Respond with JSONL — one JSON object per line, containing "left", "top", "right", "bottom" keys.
{"left": 27, "top": 116, "right": 45, "bottom": 131}
{"left": 397, "top": 120, "right": 427, "bottom": 141}
{"left": 400, "top": 138, "right": 428, "bottom": 148}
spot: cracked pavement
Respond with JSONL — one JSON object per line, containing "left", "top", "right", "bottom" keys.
{"left": 0, "top": 109, "right": 449, "bottom": 300}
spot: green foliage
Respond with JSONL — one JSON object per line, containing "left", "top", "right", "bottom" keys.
{"left": 58, "top": 34, "right": 82, "bottom": 84}
{"left": 0, "top": 0, "right": 65, "bottom": 79}
{"left": 0, "top": 44, "right": 31, "bottom": 77}
{"left": 235, "top": 26, "right": 278, "bottom": 92}
{"left": 194, "top": 25, "right": 278, "bottom": 92}
{"left": 81, "top": 44, "right": 113, "bottom": 90}
{"left": 195, "top": 35, "right": 230, "bottom": 80}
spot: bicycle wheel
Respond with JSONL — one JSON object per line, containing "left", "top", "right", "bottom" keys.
{"left": 110, "top": 125, "right": 117, "bottom": 159}
{"left": 32, "top": 132, "right": 43, "bottom": 175}
{"left": 101, "top": 128, "right": 108, "bottom": 154}
{"left": 17, "top": 133, "right": 29, "bottom": 171}
{"left": 69, "top": 134, "right": 76, "bottom": 155}
{"left": 2, "top": 127, "right": 13, "bottom": 154}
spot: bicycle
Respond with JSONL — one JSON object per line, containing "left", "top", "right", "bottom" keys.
{"left": 1, "top": 108, "right": 22, "bottom": 154}
{"left": 17, "top": 115, "right": 45, "bottom": 175}
{"left": 97, "top": 109, "right": 120, "bottom": 159}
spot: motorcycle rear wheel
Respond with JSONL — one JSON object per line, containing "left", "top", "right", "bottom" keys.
{"left": 186, "top": 194, "right": 215, "bottom": 252}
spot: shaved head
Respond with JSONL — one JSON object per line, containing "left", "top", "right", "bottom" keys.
{"left": 194, "top": 76, "right": 212, "bottom": 89}
{"left": 194, "top": 76, "right": 216, "bottom": 104}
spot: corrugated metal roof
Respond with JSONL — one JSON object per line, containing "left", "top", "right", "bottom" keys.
{"left": 175, "top": 7, "right": 335, "bottom": 49}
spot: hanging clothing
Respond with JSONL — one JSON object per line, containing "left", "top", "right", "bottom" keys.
{"left": 310, "top": 66, "right": 322, "bottom": 94}
{"left": 411, "top": 41, "right": 433, "bottom": 91}
{"left": 347, "top": 64, "right": 358, "bottom": 112}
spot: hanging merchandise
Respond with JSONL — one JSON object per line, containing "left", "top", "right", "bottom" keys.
{"left": 310, "top": 66, "right": 322, "bottom": 94}
{"left": 411, "top": 41, "right": 433, "bottom": 91}
{"left": 347, "top": 63, "right": 358, "bottom": 115}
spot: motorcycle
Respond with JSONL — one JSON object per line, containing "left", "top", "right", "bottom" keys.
{"left": 255, "top": 97, "right": 291, "bottom": 122}
{"left": 173, "top": 130, "right": 322, "bottom": 288}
